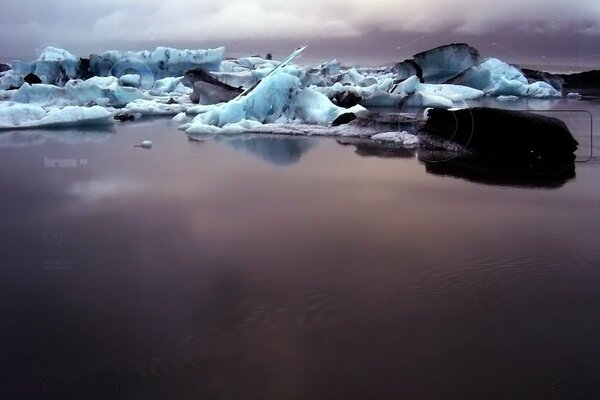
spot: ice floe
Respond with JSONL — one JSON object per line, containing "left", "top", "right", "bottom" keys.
{"left": 371, "top": 131, "right": 420, "bottom": 145}
{"left": 0, "top": 104, "right": 114, "bottom": 129}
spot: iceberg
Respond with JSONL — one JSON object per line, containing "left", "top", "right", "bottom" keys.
{"left": 11, "top": 76, "right": 146, "bottom": 107}
{"left": 0, "top": 104, "right": 114, "bottom": 129}
{"left": 451, "top": 58, "right": 561, "bottom": 98}
{"left": 183, "top": 65, "right": 364, "bottom": 135}
{"left": 413, "top": 43, "right": 480, "bottom": 84}
{"left": 87, "top": 47, "right": 225, "bottom": 80}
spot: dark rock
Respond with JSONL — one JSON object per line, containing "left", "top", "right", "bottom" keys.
{"left": 392, "top": 59, "right": 423, "bottom": 82}
{"left": 265, "top": 53, "right": 273, "bottom": 60}
{"left": 184, "top": 68, "right": 242, "bottom": 105}
{"left": 77, "top": 58, "right": 94, "bottom": 80}
{"left": 559, "top": 70, "right": 600, "bottom": 89}
{"left": 331, "top": 112, "right": 357, "bottom": 126}
{"left": 421, "top": 107, "right": 578, "bottom": 165}
{"left": 413, "top": 43, "right": 480, "bottom": 84}
{"left": 23, "top": 73, "right": 42, "bottom": 85}
{"left": 166, "top": 97, "right": 177, "bottom": 105}
{"left": 0, "top": 63, "right": 10, "bottom": 73}
{"left": 335, "top": 91, "right": 362, "bottom": 108}
{"left": 521, "top": 68, "right": 563, "bottom": 91}
{"left": 114, "top": 112, "right": 137, "bottom": 122}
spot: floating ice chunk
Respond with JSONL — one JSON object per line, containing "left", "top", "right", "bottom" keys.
{"left": 497, "top": 95, "right": 519, "bottom": 102}
{"left": 219, "top": 60, "right": 250, "bottom": 73}
{"left": 566, "top": 92, "right": 582, "bottom": 100}
{"left": 293, "top": 88, "right": 363, "bottom": 124}
{"left": 172, "top": 112, "right": 189, "bottom": 122}
{"left": 413, "top": 43, "right": 480, "bottom": 84}
{"left": 0, "top": 104, "right": 114, "bottom": 129}
{"left": 236, "top": 57, "right": 279, "bottom": 70}
{"left": 11, "top": 76, "right": 146, "bottom": 107}
{"left": 140, "top": 140, "right": 153, "bottom": 149}
{"left": 520, "top": 81, "right": 561, "bottom": 98}
{"left": 319, "top": 60, "right": 341, "bottom": 76}
{"left": 124, "top": 99, "right": 187, "bottom": 116}
{"left": 38, "top": 47, "right": 78, "bottom": 63}
{"left": 211, "top": 71, "right": 257, "bottom": 88}
{"left": 151, "top": 77, "right": 184, "bottom": 94}
{"left": 452, "top": 58, "right": 560, "bottom": 98}
{"left": 118, "top": 74, "right": 141, "bottom": 88}
{"left": 341, "top": 68, "right": 367, "bottom": 86}
{"left": 0, "top": 72, "right": 24, "bottom": 90}
{"left": 418, "top": 83, "right": 483, "bottom": 102}
{"left": 390, "top": 75, "right": 420, "bottom": 95}
{"left": 361, "top": 92, "right": 405, "bottom": 107}
{"left": 184, "top": 65, "right": 363, "bottom": 135}
{"left": 371, "top": 131, "right": 420, "bottom": 145}
{"left": 406, "top": 92, "right": 454, "bottom": 109}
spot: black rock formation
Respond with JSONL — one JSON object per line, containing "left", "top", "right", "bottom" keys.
{"left": 421, "top": 107, "right": 578, "bottom": 166}
{"left": 413, "top": 43, "right": 480, "bottom": 84}
{"left": 559, "top": 70, "right": 600, "bottom": 89}
{"left": 331, "top": 112, "right": 357, "bottom": 126}
{"left": 0, "top": 63, "right": 10, "bottom": 73}
{"left": 184, "top": 68, "right": 243, "bottom": 105}
{"left": 114, "top": 112, "right": 137, "bottom": 122}
{"left": 335, "top": 91, "right": 362, "bottom": 108}
{"left": 521, "top": 68, "right": 564, "bottom": 91}
{"left": 392, "top": 59, "right": 423, "bottom": 82}
{"left": 23, "top": 73, "right": 42, "bottom": 85}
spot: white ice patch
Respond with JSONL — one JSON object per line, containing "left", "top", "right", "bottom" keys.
{"left": 371, "top": 131, "right": 420, "bottom": 145}
{"left": 118, "top": 74, "right": 141, "bottom": 88}
{"left": 124, "top": 99, "right": 187, "bottom": 116}
{"left": 0, "top": 104, "right": 114, "bottom": 129}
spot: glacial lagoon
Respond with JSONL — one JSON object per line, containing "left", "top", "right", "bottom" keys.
{"left": 1, "top": 98, "right": 599, "bottom": 399}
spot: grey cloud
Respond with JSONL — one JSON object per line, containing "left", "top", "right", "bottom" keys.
{"left": 1, "top": 0, "right": 600, "bottom": 69}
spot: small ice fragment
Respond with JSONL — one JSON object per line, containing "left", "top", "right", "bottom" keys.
{"left": 566, "top": 92, "right": 582, "bottom": 100}
{"left": 497, "top": 95, "right": 519, "bottom": 102}
{"left": 370, "top": 131, "right": 420, "bottom": 145}
{"left": 133, "top": 140, "right": 153, "bottom": 149}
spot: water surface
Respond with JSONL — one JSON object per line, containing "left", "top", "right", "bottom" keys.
{"left": 1, "top": 102, "right": 600, "bottom": 399}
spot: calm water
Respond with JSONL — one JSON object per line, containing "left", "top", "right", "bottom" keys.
{"left": 1, "top": 102, "right": 600, "bottom": 399}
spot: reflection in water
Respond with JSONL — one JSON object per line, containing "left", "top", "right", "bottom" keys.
{"left": 338, "top": 140, "right": 576, "bottom": 188}
{"left": 336, "top": 138, "right": 416, "bottom": 159}
{"left": 0, "top": 126, "right": 115, "bottom": 148}
{"left": 418, "top": 150, "right": 576, "bottom": 189}
{"left": 218, "top": 135, "right": 314, "bottom": 166}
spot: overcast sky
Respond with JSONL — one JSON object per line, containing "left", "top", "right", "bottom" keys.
{"left": 2, "top": 0, "right": 600, "bottom": 69}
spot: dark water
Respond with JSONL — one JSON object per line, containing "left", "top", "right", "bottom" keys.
{"left": 1, "top": 106, "right": 600, "bottom": 399}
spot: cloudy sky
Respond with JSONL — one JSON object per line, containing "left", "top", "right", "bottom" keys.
{"left": 2, "top": 0, "right": 600, "bottom": 68}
